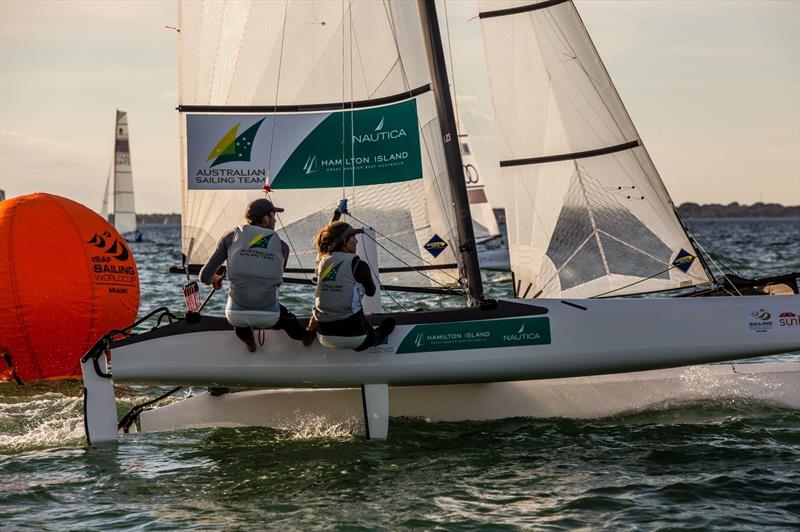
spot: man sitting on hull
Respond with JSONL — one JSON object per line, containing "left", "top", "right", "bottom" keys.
{"left": 200, "top": 198, "right": 311, "bottom": 351}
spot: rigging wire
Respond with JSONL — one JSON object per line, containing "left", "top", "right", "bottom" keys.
{"left": 266, "top": 0, "right": 291, "bottom": 180}
{"left": 442, "top": 0, "right": 460, "bottom": 132}
{"left": 347, "top": 212, "right": 461, "bottom": 285}
{"left": 590, "top": 263, "right": 684, "bottom": 299}
{"left": 357, "top": 230, "right": 412, "bottom": 312}
{"left": 341, "top": 0, "right": 347, "bottom": 199}
{"left": 360, "top": 229, "right": 459, "bottom": 291}
{"left": 690, "top": 238, "right": 742, "bottom": 296}
{"left": 349, "top": 0, "right": 356, "bottom": 206}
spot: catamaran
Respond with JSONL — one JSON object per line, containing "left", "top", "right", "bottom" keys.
{"left": 81, "top": 0, "right": 799, "bottom": 445}
{"left": 101, "top": 110, "right": 142, "bottom": 243}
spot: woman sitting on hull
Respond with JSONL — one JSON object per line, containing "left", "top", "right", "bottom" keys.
{"left": 310, "top": 201, "right": 395, "bottom": 351}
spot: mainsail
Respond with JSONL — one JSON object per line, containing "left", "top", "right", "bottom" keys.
{"left": 113, "top": 110, "right": 138, "bottom": 237}
{"left": 478, "top": 0, "right": 710, "bottom": 298}
{"left": 178, "top": 0, "right": 466, "bottom": 288}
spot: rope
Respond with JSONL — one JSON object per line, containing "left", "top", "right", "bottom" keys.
{"left": 356, "top": 232, "right": 412, "bottom": 312}
{"left": 590, "top": 264, "right": 681, "bottom": 299}
{"left": 118, "top": 386, "right": 183, "bottom": 433}
{"left": 361, "top": 230, "right": 458, "bottom": 292}
{"left": 81, "top": 306, "right": 181, "bottom": 379}
{"left": 347, "top": 212, "right": 462, "bottom": 285}
{"left": 691, "top": 238, "right": 742, "bottom": 296}
{"left": 274, "top": 211, "right": 312, "bottom": 282}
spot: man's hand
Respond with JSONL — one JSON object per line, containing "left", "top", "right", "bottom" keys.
{"left": 211, "top": 274, "right": 224, "bottom": 290}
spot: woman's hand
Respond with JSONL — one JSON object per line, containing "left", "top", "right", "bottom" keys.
{"left": 211, "top": 274, "right": 224, "bottom": 290}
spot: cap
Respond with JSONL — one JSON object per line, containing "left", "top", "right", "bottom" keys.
{"left": 245, "top": 198, "right": 284, "bottom": 223}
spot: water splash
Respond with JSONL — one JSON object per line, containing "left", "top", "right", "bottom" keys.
{"left": 0, "top": 393, "right": 85, "bottom": 453}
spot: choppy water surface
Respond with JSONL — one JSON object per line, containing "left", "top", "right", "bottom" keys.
{"left": 1, "top": 218, "right": 799, "bottom": 530}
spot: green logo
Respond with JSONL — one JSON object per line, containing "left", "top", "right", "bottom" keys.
{"left": 271, "top": 98, "right": 422, "bottom": 189}
{"left": 320, "top": 260, "right": 343, "bottom": 282}
{"left": 397, "top": 317, "right": 551, "bottom": 354}
{"left": 247, "top": 233, "right": 273, "bottom": 250}
{"left": 207, "top": 119, "right": 265, "bottom": 168}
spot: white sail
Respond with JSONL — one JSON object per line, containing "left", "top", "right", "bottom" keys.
{"left": 459, "top": 134, "right": 500, "bottom": 243}
{"left": 113, "top": 110, "right": 137, "bottom": 237}
{"left": 179, "top": 0, "right": 463, "bottom": 287}
{"left": 100, "top": 164, "right": 111, "bottom": 219}
{"left": 478, "top": 0, "right": 710, "bottom": 298}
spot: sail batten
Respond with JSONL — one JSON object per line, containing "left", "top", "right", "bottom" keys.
{"left": 479, "top": 0, "right": 710, "bottom": 298}
{"left": 500, "top": 140, "right": 640, "bottom": 167}
{"left": 479, "top": 0, "right": 570, "bottom": 19}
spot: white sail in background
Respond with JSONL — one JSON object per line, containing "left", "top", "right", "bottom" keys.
{"left": 478, "top": 0, "right": 710, "bottom": 298}
{"left": 179, "top": 0, "right": 463, "bottom": 287}
{"left": 113, "top": 110, "right": 138, "bottom": 237}
{"left": 459, "top": 134, "right": 500, "bottom": 243}
{"left": 100, "top": 165, "right": 111, "bottom": 219}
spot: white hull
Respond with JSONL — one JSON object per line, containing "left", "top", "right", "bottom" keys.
{"left": 139, "top": 362, "right": 800, "bottom": 434}
{"left": 110, "top": 296, "right": 800, "bottom": 388}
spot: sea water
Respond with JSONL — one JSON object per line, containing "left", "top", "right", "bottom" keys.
{"left": 1, "top": 218, "right": 798, "bottom": 529}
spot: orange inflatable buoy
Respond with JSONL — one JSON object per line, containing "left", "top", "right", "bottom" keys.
{"left": 0, "top": 193, "right": 140, "bottom": 382}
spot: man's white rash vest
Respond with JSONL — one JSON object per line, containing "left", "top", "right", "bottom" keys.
{"left": 226, "top": 225, "right": 284, "bottom": 308}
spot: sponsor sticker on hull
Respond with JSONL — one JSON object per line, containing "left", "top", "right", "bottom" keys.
{"left": 778, "top": 311, "right": 799, "bottom": 328}
{"left": 747, "top": 308, "right": 773, "bottom": 333}
{"left": 397, "top": 317, "right": 551, "bottom": 354}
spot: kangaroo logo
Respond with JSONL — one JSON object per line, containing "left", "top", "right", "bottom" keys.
{"left": 207, "top": 118, "right": 265, "bottom": 168}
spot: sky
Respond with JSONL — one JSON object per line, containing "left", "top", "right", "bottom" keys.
{"left": 1, "top": 0, "right": 798, "bottom": 213}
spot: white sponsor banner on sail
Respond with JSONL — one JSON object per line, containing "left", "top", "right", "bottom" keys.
{"left": 185, "top": 99, "right": 422, "bottom": 190}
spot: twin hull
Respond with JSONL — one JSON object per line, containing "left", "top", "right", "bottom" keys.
{"left": 110, "top": 296, "right": 800, "bottom": 388}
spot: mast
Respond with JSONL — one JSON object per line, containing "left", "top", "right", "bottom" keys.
{"left": 418, "top": 0, "right": 484, "bottom": 303}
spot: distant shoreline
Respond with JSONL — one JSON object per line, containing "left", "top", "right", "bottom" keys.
{"left": 675, "top": 202, "right": 798, "bottom": 219}
{"left": 136, "top": 203, "right": 798, "bottom": 225}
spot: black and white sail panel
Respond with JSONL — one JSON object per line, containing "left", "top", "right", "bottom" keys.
{"left": 478, "top": 0, "right": 709, "bottom": 298}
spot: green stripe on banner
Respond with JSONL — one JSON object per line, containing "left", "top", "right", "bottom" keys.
{"left": 271, "top": 99, "right": 422, "bottom": 189}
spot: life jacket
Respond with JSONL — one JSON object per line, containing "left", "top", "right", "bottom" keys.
{"left": 313, "top": 251, "right": 364, "bottom": 323}
{"left": 226, "top": 225, "right": 284, "bottom": 308}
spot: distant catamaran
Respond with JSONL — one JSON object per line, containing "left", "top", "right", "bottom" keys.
{"left": 101, "top": 110, "right": 142, "bottom": 242}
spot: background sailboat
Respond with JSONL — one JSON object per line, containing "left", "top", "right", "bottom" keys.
{"left": 100, "top": 110, "right": 142, "bottom": 242}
